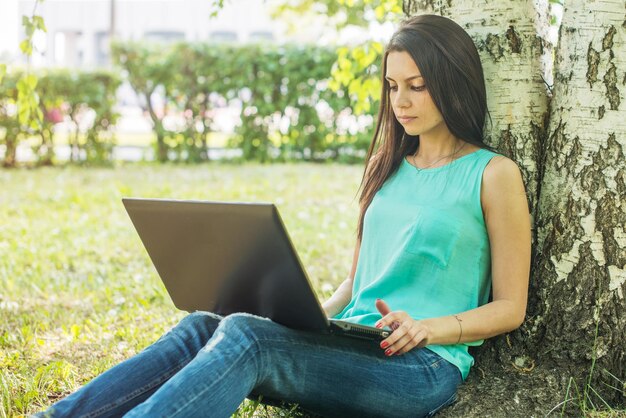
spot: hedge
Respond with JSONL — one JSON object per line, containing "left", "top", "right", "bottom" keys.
{"left": 0, "top": 69, "right": 120, "bottom": 167}
{"left": 0, "top": 42, "right": 381, "bottom": 166}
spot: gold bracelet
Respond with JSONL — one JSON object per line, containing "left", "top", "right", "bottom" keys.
{"left": 453, "top": 315, "right": 463, "bottom": 344}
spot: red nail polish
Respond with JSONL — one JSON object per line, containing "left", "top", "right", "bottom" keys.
{"left": 380, "top": 341, "right": 389, "bottom": 349}
{"left": 375, "top": 323, "right": 382, "bottom": 329}
{"left": 385, "top": 349, "right": 393, "bottom": 356}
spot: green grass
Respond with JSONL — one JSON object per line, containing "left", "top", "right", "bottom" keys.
{"left": 0, "top": 162, "right": 363, "bottom": 417}
{"left": 22, "top": 131, "right": 230, "bottom": 148}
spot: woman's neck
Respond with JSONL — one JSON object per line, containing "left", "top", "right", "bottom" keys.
{"left": 414, "top": 129, "right": 464, "bottom": 161}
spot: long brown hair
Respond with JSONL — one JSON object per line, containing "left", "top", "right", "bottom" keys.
{"left": 356, "top": 14, "right": 492, "bottom": 241}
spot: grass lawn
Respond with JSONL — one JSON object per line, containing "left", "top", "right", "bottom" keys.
{"left": 49, "top": 131, "right": 231, "bottom": 148}
{"left": 0, "top": 162, "right": 363, "bottom": 417}
{"left": 21, "top": 131, "right": 231, "bottom": 149}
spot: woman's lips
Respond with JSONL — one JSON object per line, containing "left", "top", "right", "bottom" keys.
{"left": 397, "top": 116, "right": 416, "bottom": 124}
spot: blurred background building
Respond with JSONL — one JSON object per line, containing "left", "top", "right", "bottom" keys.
{"left": 1, "top": 0, "right": 322, "bottom": 68}
{"left": 1, "top": 0, "right": 388, "bottom": 69}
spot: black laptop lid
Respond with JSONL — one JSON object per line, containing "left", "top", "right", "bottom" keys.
{"left": 122, "top": 198, "right": 330, "bottom": 332}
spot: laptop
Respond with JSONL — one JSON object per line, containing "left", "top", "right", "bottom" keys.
{"left": 122, "top": 198, "right": 390, "bottom": 342}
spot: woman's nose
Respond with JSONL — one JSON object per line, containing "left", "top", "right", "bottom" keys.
{"left": 393, "top": 91, "right": 411, "bottom": 108}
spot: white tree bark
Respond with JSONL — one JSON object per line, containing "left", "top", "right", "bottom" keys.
{"left": 538, "top": 0, "right": 625, "bottom": 291}
{"left": 532, "top": 0, "right": 626, "bottom": 404}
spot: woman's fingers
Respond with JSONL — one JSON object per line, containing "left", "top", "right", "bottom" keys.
{"left": 385, "top": 321, "right": 418, "bottom": 354}
{"left": 378, "top": 319, "right": 429, "bottom": 356}
{"left": 375, "top": 299, "right": 403, "bottom": 330}
{"left": 374, "top": 300, "right": 430, "bottom": 356}
{"left": 374, "top": 310, "right": 407, "bottom": 330}
{"left": 375, "top": 298, "right": 392, "bottom": 317}
{"left": 393, "top": 328, "right": 429, "bottom": 354}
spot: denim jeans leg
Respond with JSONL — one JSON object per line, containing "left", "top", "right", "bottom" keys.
{"left": 123, "top": 313, "right": 462, "bottom": 418}
{"left": 123, "top": 313, "right": 264, "bottom": 418}
{"left": 36, "top": 311, "right": 222, "bottom": 418}
{"left": 247, "top": 316, "right": 462, "bottom": 418}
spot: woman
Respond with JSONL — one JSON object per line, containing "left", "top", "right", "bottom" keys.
{"left": 37, "top": 14, "right": 530, "bottom": 418}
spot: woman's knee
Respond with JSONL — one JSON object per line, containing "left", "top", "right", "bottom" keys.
{"left": 180, "top": 311, "right": 222, "bottom": 327}
{"left": 171, "top": 311, "right": 222, "bottom": 342}
{"left": 216, "top": 313, "right": 274, "bottom": 342}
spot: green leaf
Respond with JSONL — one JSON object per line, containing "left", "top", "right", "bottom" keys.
{"left": 23, "top": 20, "right": 35, "bottom": 37}
{"left": 24, "top": 73, "right": 38, "bottom": 89}
{"left": 374, "top": 4, "right": 386, "bottom": 20}
{"left": 337, "top": 55, "right": 351, "bottom": 71}
{"left": 18, "top": 103, "right": 31, "bottom": 125}
{"left": 33, "top": 15, "right": 47, "bottom": 32}
{"left": 20, "top": 39, "right": 33, "bottom": 56}
{"left": 352, "top": 47, "right": 365, "bottom": 62}
{"left": 209, "top": 0, "right": 227, "bottom": 18}
{"left": 33, "top": 107, "right": 44, "bottom": 128}
{"left": 16, "top": 73, "right": 41, "bottom": 127}
{"left": 0, "top": 64, "right": 6, "bottom": 84}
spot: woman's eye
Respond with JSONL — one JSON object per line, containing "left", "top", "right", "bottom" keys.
{"left": 388, "top": 85, "right": 425, "bottom": 92}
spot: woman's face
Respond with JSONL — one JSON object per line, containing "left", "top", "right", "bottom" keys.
{"left": 385, "top": 50, "right": 446, "bottom": 137}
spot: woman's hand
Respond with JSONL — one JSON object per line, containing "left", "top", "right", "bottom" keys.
{"left": 374, "top": 299, "right": 431, "bottom": 356}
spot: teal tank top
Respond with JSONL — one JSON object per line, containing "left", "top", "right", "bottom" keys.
{"left": 334, "top": 148, "right": 498, "bottom": 380}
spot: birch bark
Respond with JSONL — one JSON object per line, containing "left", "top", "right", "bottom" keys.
{"left": 532, "top": 0, "right": 626, "bottom": 407}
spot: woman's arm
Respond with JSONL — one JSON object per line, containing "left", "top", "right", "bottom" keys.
{"left": 376, "top": 156, "right": 531, "bottom": 354}
{"left": 322, "top": 238, "right": 361, "bottom": 317}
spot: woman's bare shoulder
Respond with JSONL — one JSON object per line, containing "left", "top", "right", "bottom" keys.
{"left": 483, "top": 155, "right": 523, "bottom": 184}
{"left": 481, "top": 155, "right": 527, "bottom": 212}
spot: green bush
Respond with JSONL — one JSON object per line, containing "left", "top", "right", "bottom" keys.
{"left": 112, "top": 42, "right": 174, "bottom": 163}
{"left": 112, "top": 41, "right": 378, "bottom": 163}
{"left": 0, "top": 69, "right": 120, "bottom": 167}
{"left": 74, "top": 71, "right": 121, "bottom": 165}
{"left": 0, "top": 72, "right": 23, "bottom": 167}
{"left": 2, "top": 42, "right": 380, "bottom": 167}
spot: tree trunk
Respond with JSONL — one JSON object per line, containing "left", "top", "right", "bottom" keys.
{"left": 201, "top": 97, "right": 211, "bottom": 162}
{"left": 36, "top": 129, "right": 54, "bottom": 166}
{"left": 403, "top": 0, "right": 625, "bottom": 415}
{"left": 144, "top": 90, "right": 168, "bottom": 163}
{"left": 2, "top": 132, "right": 18, "bottom": 168}
{"left": 531, "top": 0, "right": 626, "bottom": 408}
{"left": 70, "top": 112, "right": 81, "bottom": 163}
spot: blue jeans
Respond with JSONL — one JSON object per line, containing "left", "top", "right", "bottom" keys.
{"left": 36, "top": 312, "right": 461, "bottom": 418}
